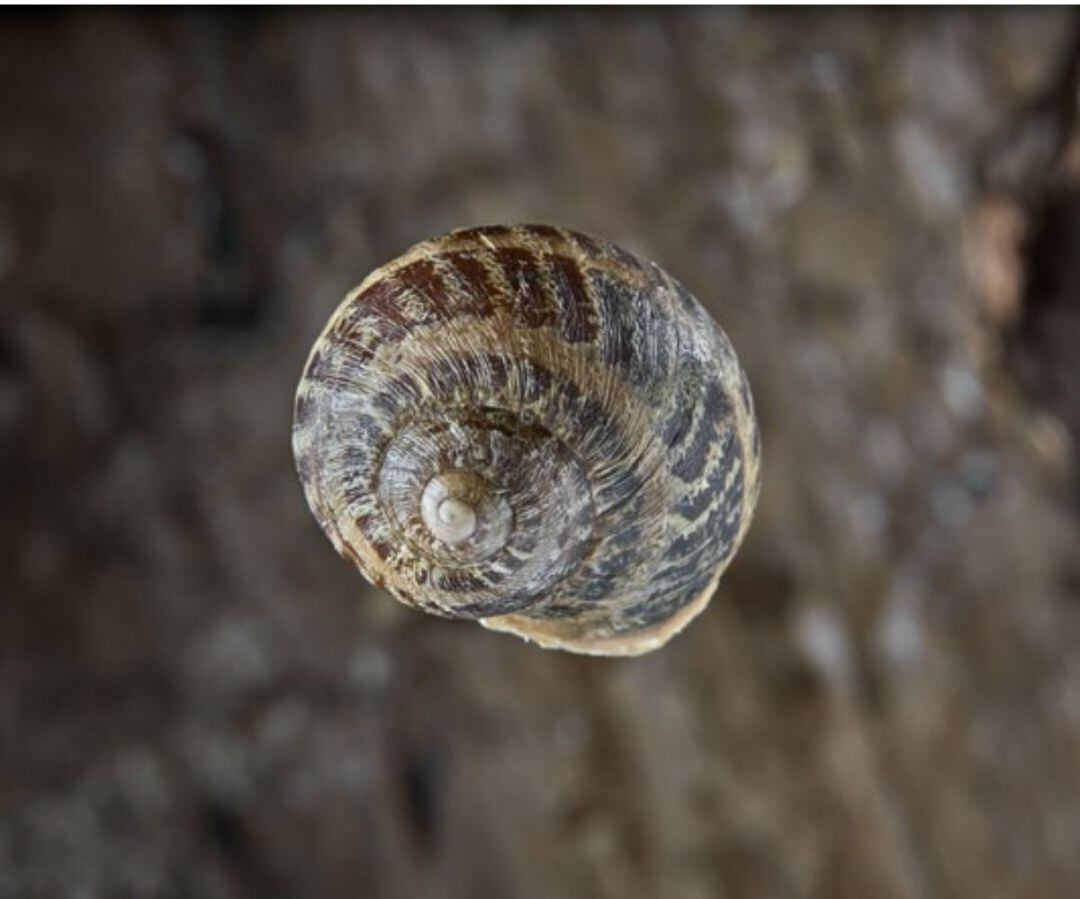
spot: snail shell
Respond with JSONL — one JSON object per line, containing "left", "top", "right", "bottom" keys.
{"left": 292, "top": 225, "right": 761, "bottom": 656}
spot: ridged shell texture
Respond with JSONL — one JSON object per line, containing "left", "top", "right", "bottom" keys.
{"left": 293, "top": 225, "right": 760, "bottom": 655}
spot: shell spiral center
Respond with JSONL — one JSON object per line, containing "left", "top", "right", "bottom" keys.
{"left": 375, "top": 408, "right": 596, "bottom": 617}
{"left": 418, "top": 470, "right": 511, "bottom": 560}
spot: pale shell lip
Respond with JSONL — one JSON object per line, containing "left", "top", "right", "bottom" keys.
{"left": 478, "top": 558, "right": 729, "bottom": 657}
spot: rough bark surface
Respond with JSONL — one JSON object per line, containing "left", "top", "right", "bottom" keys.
{"left": 3, "top": 10, "right": 1080, "bottom": 899}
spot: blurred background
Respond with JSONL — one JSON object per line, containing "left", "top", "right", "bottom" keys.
{"left": 3, "top": 9, "right": 1080, "bottom": 899}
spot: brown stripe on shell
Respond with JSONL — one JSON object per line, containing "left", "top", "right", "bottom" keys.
{"left": 392, "top": 258, "right": 459, "bottom": 322}
{"left": 548, "top": 254, "right": 598, "bottom": 343}
{"left": 493, "top": 246, "right": 560, "bottom": 329}
{"left": 439, "top": 252, "right": 498, "bottom": 316}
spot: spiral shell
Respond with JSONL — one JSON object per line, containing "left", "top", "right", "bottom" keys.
{"left": 292, "top": 225, "right": 761, "bottom": 656}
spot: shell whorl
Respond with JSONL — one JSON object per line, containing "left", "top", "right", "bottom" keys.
{"left": 292, "top": 225, "right": 761, "bottom": 656}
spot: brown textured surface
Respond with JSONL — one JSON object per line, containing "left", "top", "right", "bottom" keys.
{"left": 293, "top": 225, "right": 759, "bottom": 654}
{"left": 4, "top": 9, "right": 1080, "bottom": 899}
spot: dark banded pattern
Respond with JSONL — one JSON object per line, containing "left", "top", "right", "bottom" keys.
{"left": 292, "top": 225, "right": 761, "bottom": 656}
